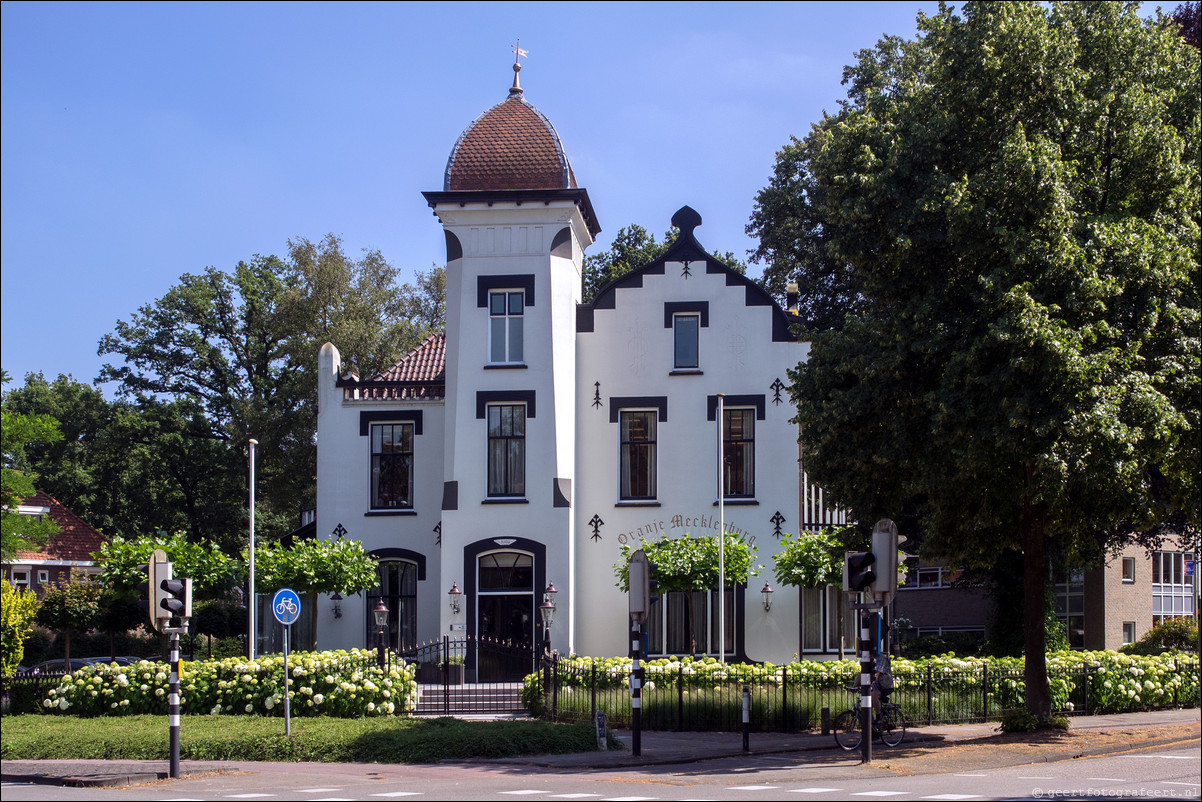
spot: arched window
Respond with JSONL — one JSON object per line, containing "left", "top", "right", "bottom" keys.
{"left": 366, "top": 559, "right": 418, "bottom": 652}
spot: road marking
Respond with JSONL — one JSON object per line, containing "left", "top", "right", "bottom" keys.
{"left": 550, "top": 795, "right": 602, "bottom": 799}
{"left": 1016, "top": 777, "right": 1054, "bottom": 780}
{"left": 1130, "top": 755, "right": 1196, "bottom": 759}
{"left": 787, "top": 790, "right": 843, "bottom": 795}
{"left": 371, "top": 794, "right": 422, "bottom": 798}
{"left": 730, "top": 787, "right": 779, "bottom": 791}
{"left": 921, "top": 796, "right": 982, "bottom": 800}
{"left": 952, "top": 775, "right": 987, "bottom": 778}
{"left": 852, "top": 794, "right": 909, "bottom": 798}
{"left": 298, "top": 791, "right": 343, "bottom": 795}
{"left": 1163, "top": 782, "right": 1202, "bottom": 787}
{"left": 500, "top": 794, "right": 550, "bottom": 797}
{"left": 226, "top": 796, "right": 276, "bottom": 800}
{"left": 310, "top": 798, "right": 354, "bottom": 801}
{"left": 601, "top": 798, "right": 659, "bottom": 801}
{"left": 1087, "top": 778, "right": 1127, "bottom": 782}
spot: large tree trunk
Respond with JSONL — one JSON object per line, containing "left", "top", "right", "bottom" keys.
{"left": 1021, "top": 488, "right": 1052, "bottom": 722}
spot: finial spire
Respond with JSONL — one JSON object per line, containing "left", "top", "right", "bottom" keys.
{"left": 510, "top": 39, "right": 528, "bottom": 96}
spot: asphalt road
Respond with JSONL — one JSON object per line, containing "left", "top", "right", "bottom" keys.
{"left": 2, "top": 738, "right": 1198, "bottom": 800}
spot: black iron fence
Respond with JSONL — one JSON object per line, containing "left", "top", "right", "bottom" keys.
{"left": 401, "top": 635, "right": 531, "bottom": 716}
{"left": 533, "top": 656, "right": 1200, "bottom": 732}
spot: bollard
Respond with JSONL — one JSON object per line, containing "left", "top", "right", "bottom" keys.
{"left": 821, "top": 706, "right": 830, "bottom": 735}
{"left": 742, "top": 684, "right": 750, "bottom": 752}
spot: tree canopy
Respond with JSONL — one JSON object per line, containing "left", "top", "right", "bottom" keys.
{"left": 755, "top": 1, "right": 1199, "bottom": 719}
{"left": 1, "top": 370, "right": 62, "bottom": 560}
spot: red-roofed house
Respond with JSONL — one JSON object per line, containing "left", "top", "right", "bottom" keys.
{"left": 2, "top": 492, "right": 107, "bottom": 596}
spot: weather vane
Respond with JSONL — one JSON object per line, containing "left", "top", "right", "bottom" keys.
{"left": 510, "top": 39, "right": 528, "bottom": 95}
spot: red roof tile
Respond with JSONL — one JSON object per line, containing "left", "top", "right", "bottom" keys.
{"left": 369, "top": 333, "right": 446, "bottom": 383}
{"left": 13, "top": 492, "right": 107, "bottom": 563}
{"left": 445, "top": 93, "right": 577, "bottom": 191}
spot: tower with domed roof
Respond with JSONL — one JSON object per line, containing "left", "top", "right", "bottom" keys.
{"left": 421, "top": 53, "right": 599, "bottom": 653}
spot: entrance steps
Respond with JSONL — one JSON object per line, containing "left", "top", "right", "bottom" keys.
{"left": 411, "top": 683, "right": 527, "bottom": 717}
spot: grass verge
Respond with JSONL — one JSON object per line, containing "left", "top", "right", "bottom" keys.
{"left": 0, "top": 715, "right": 616, "bottom": 763}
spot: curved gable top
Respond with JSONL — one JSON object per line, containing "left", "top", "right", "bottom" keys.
{"left": 580, "top": 206, "right": 799, "bottom": 343}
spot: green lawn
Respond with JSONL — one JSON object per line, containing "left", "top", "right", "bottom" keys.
{"left": 0, "top": 715, "right": 613, "bottom": 763}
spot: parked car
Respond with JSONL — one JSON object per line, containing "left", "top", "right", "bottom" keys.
{"left": 82, "top": 656, "right": 139, "bottom": 666}
{"left": 25, "top": 658, "right": 94, "bottom": 674}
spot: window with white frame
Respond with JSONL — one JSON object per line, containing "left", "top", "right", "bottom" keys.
{"left": 1152, "top": 550, "right": 1195, "bottom": 626}
{"left": 1121, "top": 557, "right": 1136, "bottom": 583}
{"left": 489, "top": 290, "right": 524, "bottom": 364}
{"left": 722, "top": 408, "right": 755, "bottom": 499}
{"left": 672, "top": 313, "right": 699, "bottom": 370}
{"left": 371, "top": 423, "right": 414, "bottom": 509}
{"left": 37, "top": 570, "right": 49, "bottom": 584}
{"left": 800, "top": 586, "right": 857, "bottom": 653}
{"left": 10, "top": 569, "right": 29, "bottom": 588}
{"left": 1122, "top": 621, "right": 1137, "bottom": 645}
{"left": 619, "top": 410, "right": 657, "bottom": 501}
{"left": 644, "top": 588, "right": 734, "bottom": 657}
{"left": 487, "top": 404, "right": 526, "bottom": 497}
{"left": 1054, "top": 568, "right": 1085, "bottom": 649}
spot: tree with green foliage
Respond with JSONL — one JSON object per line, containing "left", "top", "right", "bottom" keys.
{"left": 94, "top": 534, "right": 239, "bottom": 600}
{"left": 753, "top": 1, "right": 1199, "bottom": 722}
{"left": 1, "top": 370, "right": 62, "bottom": 560}
{"left": 614, "top": 532, "right": 759, "bottom": 655}
{"left": 254, "top": 538, "right": 379, "bottom": 648}
{"left": 1, "top": 580, "right": 40, "bottom": 677}
{"left": 583, "top": 225, "right": 748, "bottom": 304}
{"left": 35, "top": 569, "right": 103, "bottom": 671}
{"left": 772, "top": 528, "right": 848, "bottom": 589}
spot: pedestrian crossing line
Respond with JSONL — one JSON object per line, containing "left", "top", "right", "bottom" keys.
{"left": 549, "top": 795, "right": 602, "bottom": 799}
{"left": 298, "top": 791, "right": 343, "bottom": 794}
{"left": 310, "top": 798, "right": 354, "bottom": 801}
{"left": 852, "top": 793, "right": 909, "bottom": 797}
{"left": 730, "top": 787, "right": 779, "bottom": 791}
{"left": 1163, "top": 782, "right": 1201, "bottom": 787}
{"left": 786, "top": 790, "right": 843, "bottom": 794}
{"left": 921, "top": 796, "right": 982, "bottom": 800}
{"left": 1087, "top": 778, "right": 1127, "bottom": 782}
{"left": 601, "top": 797, "right": 659, "bottom": 801}
{"left": 226, "top": 796, "right": 276, "bottom": 799}
{"left": 500, "top": 792, "right": 551, "bottom": 796}
{"left": 370, "top": 793, "right": 423, "bottom": 798}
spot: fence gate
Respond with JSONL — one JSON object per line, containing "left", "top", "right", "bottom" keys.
{"left": 401, "top": 635, "right": 534, "bottom": 717}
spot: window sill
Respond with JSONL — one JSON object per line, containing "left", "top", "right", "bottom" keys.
{"left": 365, "top": 509, "right": 417, "bottom": 517}
{"left": 713, "top": 499, "right": 758, "bottom": 506}
{"left": 482, "top": 497, "right": 529, "bottom": 505}
{"left": 616, "top": 500, "right": 661, "bottom": 507}
{"left": 669, "top": 369, "right": 703, "bottom": 376}
{"left": 484, "top": 363, "right": 528, "bottom": 370}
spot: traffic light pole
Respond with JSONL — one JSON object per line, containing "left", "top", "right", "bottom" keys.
{"left": 859, "top": 608, "right": 875, "bottom": 765}
{"left": 630, "top": 620, "right": 642, "bottom": 757}
{"left": 168, "top": 629, "right": 181, "bottom": 779}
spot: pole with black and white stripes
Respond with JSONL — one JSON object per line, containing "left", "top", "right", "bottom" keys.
{"left": 168, "top": 629, "right": 181, "bottom": 778}
{"left": 859, "top": 609, "right": 876, "bottom": 764}
{"left": 630, "top": 621, "right": 642, "bottom": 757}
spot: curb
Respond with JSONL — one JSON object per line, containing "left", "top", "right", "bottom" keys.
{"left": 0, "top": 767, "right": 236, "bottom": 788}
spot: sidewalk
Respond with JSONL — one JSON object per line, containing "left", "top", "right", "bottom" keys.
{"left": 2, "top": 708, "right": 1197, "bottom": 787}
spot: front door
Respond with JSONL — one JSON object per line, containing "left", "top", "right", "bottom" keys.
{"left": 476, "top": 550, "right": 535, "bottom": 681}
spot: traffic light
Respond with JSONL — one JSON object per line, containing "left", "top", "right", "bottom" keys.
{"left": 138, "top": 548, "right": 170, "bottom": 629}
{"left": 647, "top": 561, "right": 661, "bottom": 607}
{"left": 843, "top": 550, "right": 877, "bottom": 592}
{"left": 137, "top": 561, "right": 157, "bottom": 629}
{"left": 158, "top": 576, "right": 193, "bottom": 623}
{"left": 871, "top": 520, "right": 900, "bottom": 601}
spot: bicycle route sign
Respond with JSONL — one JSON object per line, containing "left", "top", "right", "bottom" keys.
{"left": 272, "top": 588, "right": 301, "bottom": 626}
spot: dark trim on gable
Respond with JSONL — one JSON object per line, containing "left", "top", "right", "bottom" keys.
{"left": 445, "top": 230, "right": 462, "bottom": 262}
{"left": 359, "top": 410, "right": 424, "bottom": 437}
{"left": 368, "top": 547, "right": 427, "bottom": 581}
{"left": 442, "top": 481, "right": 459, "bottom": 511}
{"left": 550, "top": 227, "right": 573, "bottom": 259}
{"left": 476, "top": 390, "right": 537, "bottom": 419}
{"left": 706, "top": 395, "right": 766, "bottom": 421}
{"left": 609, "top": 397, "right": 668, "bottom": 423}
{"left": 553, "top": 478, "right": 572, "bottom": 509}
{"left": 477, "top": 274, "right": 536, "bottom": 308}
{"left": 576, "top": 304, "right": 595, "bottom": 333}
{"left": 664, "top": 301, "right": 709, "bottom": 328}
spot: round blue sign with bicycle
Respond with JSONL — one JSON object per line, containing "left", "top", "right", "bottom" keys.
{"left": 272, "top": 588, "right": 301, "bottom": 626}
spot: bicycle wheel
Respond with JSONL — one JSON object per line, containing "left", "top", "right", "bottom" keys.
{"left": 879, "top": 705, "right": 906, "bottom": 747}
{"left": 833, "top": 709, "right": 863, "bottom": 751}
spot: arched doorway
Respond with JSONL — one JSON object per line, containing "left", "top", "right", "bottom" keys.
{"left": 476, "top": 550, "right": 535, "bottom": 650}
{"left": 366, "top": 559, "right": 418, "bottom": 652}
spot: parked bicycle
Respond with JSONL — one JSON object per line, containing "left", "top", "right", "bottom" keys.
{"left": 833, "top": 686, "right": 906, "bottom": 749}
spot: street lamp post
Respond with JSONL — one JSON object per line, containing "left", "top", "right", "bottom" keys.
{"left": 373, "top": 598, "right": 389, "bottom": 669}
{"left": 539, "top": 582, "right": 557, "bottom": 655}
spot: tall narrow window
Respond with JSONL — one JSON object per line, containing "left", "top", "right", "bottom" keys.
{"left": 673, "top": 313, "right": 699, "bottom": 369}
{"left": 371, "top": 423, "right": 414, "bottom": 509}
{"left": 722, "top": 408, "right": 755, "bottom": 498}
{"left": 489, "top": 290, "right": 524, "bottom": 364}
{"left": 366, "top": 560, "right": 418, "bottom": 652}
{"left": 620, "top": 410, "right": 657, "bottom": 500}
{"left": 487, "top": 404, "right": 526, "bottom": 497}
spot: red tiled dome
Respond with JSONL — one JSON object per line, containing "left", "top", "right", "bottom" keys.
{"left": 444, "top": 92, "right": 577, "bottom": 191}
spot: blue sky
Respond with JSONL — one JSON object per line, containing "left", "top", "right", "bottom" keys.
{"left": 2, "top": 1, "right": 1000, "bottom": 389}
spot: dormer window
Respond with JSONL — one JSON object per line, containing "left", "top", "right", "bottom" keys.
{"left": 489, "top": 290, "right": 525, "bottom": 364}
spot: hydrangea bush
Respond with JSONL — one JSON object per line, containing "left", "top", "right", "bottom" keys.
{"left": 43, "top": 649, "right": 417, "bottom": 718}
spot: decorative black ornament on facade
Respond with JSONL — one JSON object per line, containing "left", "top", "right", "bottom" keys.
{"left": 332, "top": 523, "right": 347, "bottom": 540}
{"left": 588, "top": 514, "right": 605, "bottom": 541}
{"left": 434, "top": 521, "right": 442, "bottom": 547}
{"left": 770, "top": 511, "right": 786, "bottom": 538}
{"left": 680, "top": 259, "right": 693, "bottom": 279}
{"left": 770, "top": 378, "right": 786, "bottom": 405}
{"left": 593, "top": 381, "right": 603, "bottom": 408}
